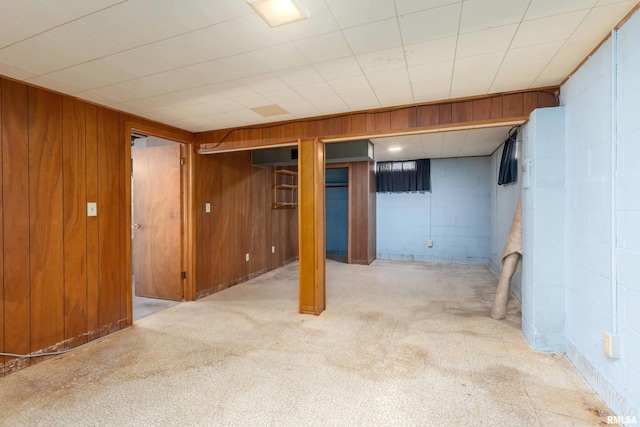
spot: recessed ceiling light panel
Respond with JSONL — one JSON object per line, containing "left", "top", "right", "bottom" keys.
{"left": 248, "top": 0, "right": 309, "bottom": 27}
{"left": 388, "top": 146, "right": 402, "bottom": 152}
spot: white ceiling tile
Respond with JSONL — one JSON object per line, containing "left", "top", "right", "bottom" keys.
{"left": 456, "top": 25, "right": 518, "bottom": 58}
{"left": 237, "top": 75, "right": 289, "bottom": 93}
{"left": 279, "top": 0, "right": 339, "bottom": 40}
{"left": 325, "top": 0, "right": 396, "bottom": 29}
{"left": 339, "top": 89, "right": 380, "bottom": 110}
{"left": 263, "top": 88, "right": 304, "bottom": 104}
{"left": 533, "top": 35, "right": 603, "bottom": 86}
{"left": 460, "top": 0, "right": 529, "bottom": 33}
{"left": 0, "top": 15, "right": 38, "bottom": 47}
{"left": 399, "top": 4, "right": 461, "bottom": 44}
{"left": 294, "top": 31, "right": 353, "bottom": 63}
{"left": 279, "top": 100, "right": 321, "bottom": 117}
{"left": 366, "top": 68, "right": 410, "bottom": 89}
{"left": 276, "top": 65, "right": 324, "bottom": 87}
{"left": 375, "top": 83, "right": 414, "bottom": 105}
{"left": 25, "top": 74, "right": 79, "bottom": 95}
{"left": 136, "top": 38, "right": 205, "bottom": 69}
{"left": 572, "top": 1, "right": 637, "bottom": 38}
{"left": 183, "top": 0, "right": 252, "bottom": 24}
{"left": 73, "top": 50, "right": 170, "bottom": 86}
{"left": 453, "top": 52, "right": 504, "bottom": 76}
{"left": 232, "top": 93, "right": 272, "bottom": 108}
{"left": 408, "top": 60, "right": 453, "bottom": 83}
{"left": 247, "top": 43, "right": 309, "bottom": 71}
{"left": 207, "top": 98, "right": 245, "bottom": 112}
{"left": 395, "top": 0, "right": 462, "bottom": 15}
{"left": 46, "top": 20, "right": 123, "bottom": 59}
{"left": 219, "top": 13, "right": 288, "bottom": 51}
{"left": 450, "top": 72, "right": 494, "bottom": 98}
{"left": 227, "top": 108, "right": 264, "bottom": 124}
{"left": 199, "top": 53, "right": 271, "bottom": 83}
{"left": 145, "top": 108, "right": 195, "bottom": 123}
{"left": 12, "top": 34, "right": 92, "bottom": 67}
{"left": 511, "top": 10, "right": 589, "bottom": 48}
{"left": 0, "top": 0, "right": 73, "bottom": 33}
{"left": 525, "top": 0, "right": 598, "bottom": 21}
{"left": 501, "top": 41, "right": 563, "bottom": 69}
{"left": 88, "top": 85, "right": 141, "bottom": 104}
{"left": 81, "top": 0, "right": 210, "bottom": 48}
{"left": 311, "top": 94, "right": 348, "bottom": 113}
{"left": 41, "top": 0, "right": 125, "bottom": 19}
{"left": 72, "top": 58, "right": 132, "bottom": 86}
{"left": 0, "top": 45, "right": 65, "bottom": 75}
{"left": 411, "top": 78, "right": 451, "bottom": 102}
{"left": 343, "top": 19, "right": 402, "bottom": 55}
{"left": 357, "top": 47, "right": 406, "bottom": 74}
{"left": 313, "top": 57, "right": 363, "bottom": 80}
{"left": 0, "top": 59, "right": 38, "bottom": 80}
{"left": 404, "top": 36, "right": 457, "bottom": 66}
{"left": 328, "top": 75, "right": 372, "bottom": 94}
{"left": 29, "top": 67, "right": 108, "bottom": 94}
{"left": 491, "top": 63, "right": 546, "bottom": 92}
{"left": 174, "top": 26, "right": 246, "bottom": 61}
{"left": 295, "top": 81, "right": 338, "bottom": 100}
{"left": 74, "top": 88, "right": 124, "bottom": 106}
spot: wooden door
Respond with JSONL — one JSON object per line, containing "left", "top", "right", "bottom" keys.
{"left": 132, "top": 143, "right": 182, "bottom": 300}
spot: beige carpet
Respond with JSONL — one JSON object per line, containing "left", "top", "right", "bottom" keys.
{"left": 0, "top": 260, "right": 614, "bottom": 426}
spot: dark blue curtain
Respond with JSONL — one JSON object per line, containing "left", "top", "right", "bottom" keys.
{"left": 498, "top": 130, "right": 518, "bottom": 185}
{"left": 376, "top": 159, "right": 430, "bottom": 192}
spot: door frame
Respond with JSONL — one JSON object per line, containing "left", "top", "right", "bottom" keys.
{"left": 325, "top": 163, "right": 352, "bottom": 264}
{"left": 123, "top": 121, "right": 196, "bottom": 326}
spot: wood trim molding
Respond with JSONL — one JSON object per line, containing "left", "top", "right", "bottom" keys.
{"left": 196, "top": 88, "right": 559, "bottom": 153}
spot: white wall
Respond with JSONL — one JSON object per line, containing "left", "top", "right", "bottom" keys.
{"left": 376, "top": 157, "right": 491, "bottom": 265}
{"left": 558, "top": 10, "right": 640, "bottom": 419}
{"left": 490, "top": 139, "right": 523, "bottom": 300}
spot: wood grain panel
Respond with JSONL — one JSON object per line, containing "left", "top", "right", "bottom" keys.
{"left": 368, "top": 161, "right": 376, "bottom": 264}
{"left": 473, "top": 97, "right": 503, "bottom": 121}
{"left": 503, "top": 93, "right": 524, "bottom": 117}
{"left": 85, "top": 104, "right": 100, "bottom": 337}
{"left": 451, "top": 101, "right": 474, "bottom": 123}
{"left": 62, "top": 98, "right": 87, "bottom": 347}
{"left": 391, "top": 108, "right": 416, "bottom": 130}
{"left": 197, "top": 89, "right": 559, "bottom": 152}
{"left": 2, "top": 80, "right": 31, "bottom": 367}
{"left": 120, "top": 114, "right": 132, "bottom": 325}
{"left": 28, "top": 87, "right": 65, "bottom": 355}
{"left": 417, "top": 105, "right": 440, "bottom": 127}
{"left": 97, "top": 107, "right": 121, "bottom": 332}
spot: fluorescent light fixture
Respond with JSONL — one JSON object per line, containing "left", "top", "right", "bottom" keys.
{"left": 388, "top": 146, "right": 402, "bottom": 152}
{"left": 248, "top": 0, "right": 309, "bottom": 27}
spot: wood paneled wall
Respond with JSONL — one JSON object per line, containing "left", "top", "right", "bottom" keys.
{"left": 0, "top": 77, "right": 193, "bottom": 376}
{"left": 194, "top": 151, "right": 298, "bottom": 298}
{"left": 196, "top": 88, "right": 559, "bottom": 152}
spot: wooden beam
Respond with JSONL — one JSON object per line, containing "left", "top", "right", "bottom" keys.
{"left": 298, "top": 138, "right": 325, "bottom": 315}
{"left": 196, "top": 88, "right": 559, "bottom": 152}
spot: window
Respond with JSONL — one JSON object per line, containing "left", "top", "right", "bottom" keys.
{"left": 376, "top": 159, "right": 431, "bottom": 193}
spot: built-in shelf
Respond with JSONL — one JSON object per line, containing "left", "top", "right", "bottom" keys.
{"left": 273, "top": 169, "right": 298, "bottom": 209}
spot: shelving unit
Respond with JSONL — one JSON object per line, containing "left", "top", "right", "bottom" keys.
{"left": 272, "top": 169, "right": 298, "bottom": 209}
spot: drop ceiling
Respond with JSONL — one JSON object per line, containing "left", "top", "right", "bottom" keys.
{"left": 371, "top": 125, "right": 514, "bottom": 161}
{"left": 0, "top": 0, "right": 636, "bottom": 134}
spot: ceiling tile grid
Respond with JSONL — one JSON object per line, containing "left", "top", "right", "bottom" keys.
{"left": 0, "top": 0, "right": 636, "bottom": 133}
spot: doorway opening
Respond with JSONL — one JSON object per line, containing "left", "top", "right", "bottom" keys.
{"left": 325, "top": 167, "right": 349, "bottom": 263}
{"left": 131, "top": 133, "right": 184, "bottom": 321}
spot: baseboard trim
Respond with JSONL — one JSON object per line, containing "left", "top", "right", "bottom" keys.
{"left": 567, "top": 341, "right": 639, "bottom": 423}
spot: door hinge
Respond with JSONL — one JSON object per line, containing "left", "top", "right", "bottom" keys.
{"left": 180, "top": 157, "right": 186, "bottom": 165}
{"left": 181, "top": 271, "right": 186, "bottom": 280}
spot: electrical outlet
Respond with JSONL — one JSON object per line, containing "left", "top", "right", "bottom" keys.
{"left": 271, "top": 246, "right": 275, "bottom": 253}
{"left": 245, "top": 253, "right": 249, "bottom": 262}
{"left": 604, "top": 332, "right": 620, "bottom": 358}
{"left": 427, "top": 240, "right": 433, "bottom": 248}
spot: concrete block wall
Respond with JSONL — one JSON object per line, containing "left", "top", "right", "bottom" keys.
{"left": 490, "top": 139, "right": 523, "bottom": 300}
{"left": 559, "top": 9, "right": 640, "bottom": 418}
{"left": 521, "top": 107, "right": 566, "bottom": 354}
{"left": 377, "top": 157, "right": 491, "bottom": 264}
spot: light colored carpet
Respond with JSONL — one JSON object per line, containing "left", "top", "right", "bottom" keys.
{"left": 0, "top": 260, "right": 614, "bottom": 426}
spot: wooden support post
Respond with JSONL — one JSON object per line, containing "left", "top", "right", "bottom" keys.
{"left": 298, "top": 138, "right": 326, "bottom": 315}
